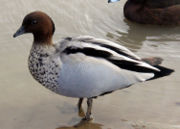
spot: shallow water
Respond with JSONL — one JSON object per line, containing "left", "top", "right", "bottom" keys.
{"left": 0, "top": 0, "right": 180, "bottom": 129}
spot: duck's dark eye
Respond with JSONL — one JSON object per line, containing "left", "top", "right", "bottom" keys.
{"left": 31, "top": 20, "right": 38, "bottom": 25}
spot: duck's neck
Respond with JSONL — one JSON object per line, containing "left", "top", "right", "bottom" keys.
{"left": 31, "top": 42, "right": 55, "bottom": 54}
{"left": 33, "top": 33, "right": 53, "bottom": 45}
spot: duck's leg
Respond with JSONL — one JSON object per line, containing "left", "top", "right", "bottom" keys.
{"left": 84, "top": 98, "right": 93, "bottom": 120}
{"left": 78, "top": 98, "right": 85, "bottom": 117}
{"left": 78, "top": 98, "right": 84, "bottom": 110}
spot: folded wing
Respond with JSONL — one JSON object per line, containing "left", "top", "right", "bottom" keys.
{"left": 61, "top": 36, "right": 160, "bottom": 74}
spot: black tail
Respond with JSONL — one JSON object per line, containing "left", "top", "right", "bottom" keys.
{"left": 141, "top": 57, "right": 174, "bottom": 80}
{"left": 148, "top": 65, "right": 174, "bottom": 81}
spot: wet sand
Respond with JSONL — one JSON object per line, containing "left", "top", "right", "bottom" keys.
{"left": 0, "top": 0, "right": 180, "bottom": 129}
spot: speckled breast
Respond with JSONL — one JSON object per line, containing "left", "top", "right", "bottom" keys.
{"left": 28, "top": 51, "right": 60, "bottom": 93}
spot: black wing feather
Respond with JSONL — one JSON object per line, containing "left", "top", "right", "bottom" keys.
{"left": 63, "top": 46, "right": 158, "bottom": 73}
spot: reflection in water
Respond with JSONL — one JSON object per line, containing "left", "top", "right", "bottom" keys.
{"left": 56, "top": 120, "right": 103, "bottom": 129}
{"left": 57, "top": 106, "right": 104, "bottom": 129}
{"left": 106, "top": 18, "right": 180, "bottom": 52}
{"left": 107, "top": 19, "right": 147, "bottom": 51}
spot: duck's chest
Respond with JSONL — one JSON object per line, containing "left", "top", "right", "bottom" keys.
{"left": 28, "top": 51, "right": 61, "bottom": 93}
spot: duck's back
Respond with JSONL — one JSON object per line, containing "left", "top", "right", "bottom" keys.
{"left": 124, "top": 0, "right": 180, "bottom": 25}
{"left": 145, "top": 0, "right": 180, "bottom": 8}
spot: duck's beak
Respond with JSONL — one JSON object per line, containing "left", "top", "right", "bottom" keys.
{"left": 13, "top": 26, "right": 25, "bottom": 38}
{"left": 108, "top": 0, "right": 120, "bottom": 3}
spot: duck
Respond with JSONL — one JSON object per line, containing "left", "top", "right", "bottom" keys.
{"left": 13, "top": 11, "right": 174, "bottom": 120}
{"left": 108, "top": 0, "right": 180, "bottom": 25}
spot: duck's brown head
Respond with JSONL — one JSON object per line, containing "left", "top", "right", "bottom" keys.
{"left": 13, "top": 11, "right": 55, "bottom": 44}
